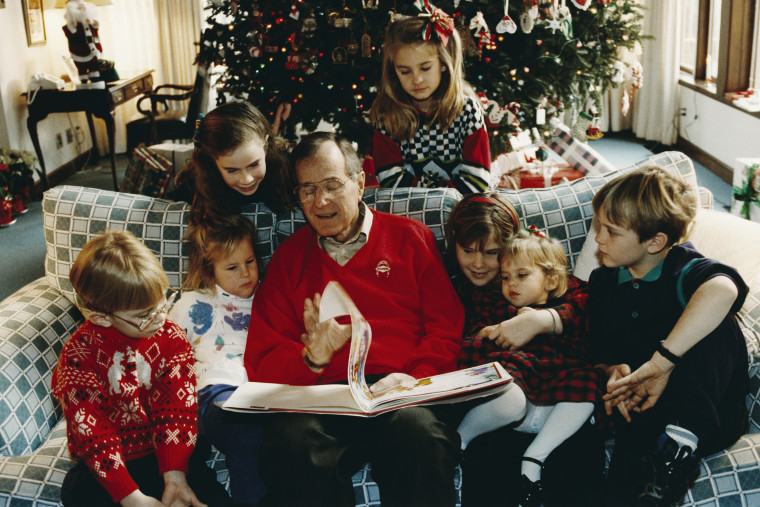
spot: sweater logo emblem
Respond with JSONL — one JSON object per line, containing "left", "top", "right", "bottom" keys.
{"left": 375, "top": 260, "right": 391, "bottom": 278}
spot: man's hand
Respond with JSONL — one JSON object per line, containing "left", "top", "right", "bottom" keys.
{"left": 161, "top": 470, "right": 207, "bottom": 507}
{"left": 119, "top": 490, "right": 163, "bottom": 507}
{"left": 477, "top": 308, "right": 553, "bottom": 350}
{"left": 369, "top": 372, "right": 417, "bottom": 395}
{"left": 604, "top": 353, "right": 675, "bottom": 421}
{"left": 301, "top": 293, "right": 351, "bottom": 368}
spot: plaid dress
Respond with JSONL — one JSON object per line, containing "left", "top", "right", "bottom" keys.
{"left": 454, "top": 276, "right": 603, "bottom": 404}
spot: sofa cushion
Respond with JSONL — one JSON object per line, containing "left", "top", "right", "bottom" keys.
{"left": 42, "top": 187, "right": 281, "bottom": 305}
{"left": 0, "top": 278, "right": 82, "bottom": 457}
{"left": 42, "top": 187, "right": 190, "bottom": 304}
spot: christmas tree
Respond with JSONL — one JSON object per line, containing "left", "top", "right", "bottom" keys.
{"left": 198, "top": 0, "right": 646, "bottom": 155}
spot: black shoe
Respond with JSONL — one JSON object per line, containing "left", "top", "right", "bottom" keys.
{"left": 518, "top": 457, "right": 544, "bottom": 507}
{"left": 636, "top": 435, "right": 700, "bottom": 506}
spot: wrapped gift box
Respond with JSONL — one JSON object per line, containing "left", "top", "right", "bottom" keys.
{"left": 730, "top": 158, "right": 760, "bottom": 222}
{"left": 148, "top": 143, "right": 195, "bottom": 194}
{"left": 519, "top": 164, "right": 585, "bottom": 189}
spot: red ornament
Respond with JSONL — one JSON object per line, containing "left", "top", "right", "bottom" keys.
{"left": 0, "top": 199, "right": 15, "bottom": 227}
{"left": 13, "top": 195, "right": 27, "bottom": 214}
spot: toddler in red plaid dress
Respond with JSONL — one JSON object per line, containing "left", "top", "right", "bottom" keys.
{"left": 457, "top": 228, "right": 603, "bottom": 506}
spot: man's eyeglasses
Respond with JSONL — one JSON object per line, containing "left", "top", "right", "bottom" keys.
{"left": 109, "top": 290, "right": 178, "bottom": 332}
{"left": 293, "top": 177, "right": 350, "bottom": 203}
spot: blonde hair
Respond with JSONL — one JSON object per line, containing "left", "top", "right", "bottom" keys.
{"left": 445, "top": 192, "right": 521, "bottom": 274}
{"left": 182, "top": 215, "right": 260, "bottom": 294}
{"left": 370, "top": 16, "right": 475, "bottom": 141}
{"left": 502, "top": 229, "right": 569, "bottom": 300}
{"left": 592, "top": 165, "right": 697, "bottom": 246}
{"left": 70, "top": 230, "right": 169, "bottom": 313}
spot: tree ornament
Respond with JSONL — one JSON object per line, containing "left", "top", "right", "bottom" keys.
{"left": 347, "top": 38, "right": 359, "bottom": 55}
{"left": 286, "top": 52, "right": 302, "bottom": 70}
{"left": 571, "top": 0, "right": 591, "bottom": 9}
{"left": 301, "top": 12, "right": 317, "bottom": 37}
{"left": 362, "top": 0, "right": 379, "bottom": 8}
{"left": 289, "top": 3, "right": 300, "bottom": 20}
{"left": 496, "top": 0, "right": 517, "bottom": 34}
{"left": 611, "top": 60, "right": 626, "bottom": 83}
{"left": 361, "top": 33, "right": 372, "bottom": 58}
{"left": 332, "top": 46, "right": 348, "bottom": 64}
{"left": 539, "top": 0, "right": 557, "bottom": 19}
{"left": 328, "top": 11, "right": 341, "bottom": 26}
{"left": 570, "top": 111, "right": 593, "bottom": 141}
{"left": 469, "top": 11, "right": 493, "bottom": 57}
{"left": 545, "top": 17, "right": 562, "bottom": 34}
{"left": 520, "top": 11, "right": 534, "bottom": 33}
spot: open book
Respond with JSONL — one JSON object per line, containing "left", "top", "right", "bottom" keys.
{"left": 222, "top": 281, "right": 512, "bottom": 417}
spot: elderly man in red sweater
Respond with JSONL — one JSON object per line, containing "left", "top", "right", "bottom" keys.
{"left": 244, "top": 131, "right": 464, "bottom": 506}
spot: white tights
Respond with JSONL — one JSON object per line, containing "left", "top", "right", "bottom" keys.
{"left": 457, "top": 385, "right": 594, "bottom": 482}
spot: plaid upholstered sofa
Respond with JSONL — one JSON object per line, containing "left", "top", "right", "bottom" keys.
{"left": 1, "top": 151, "right": 759, "bottom": 506}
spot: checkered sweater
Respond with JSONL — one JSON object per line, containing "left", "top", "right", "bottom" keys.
{"left": 51, "top": 321, "right": 198, "bottom": 502}
{"left": 372, "top": 95, "right": 491, "bottom": 194}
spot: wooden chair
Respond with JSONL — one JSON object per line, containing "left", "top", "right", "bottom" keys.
{"left": 126, "top": 66, "right": 208, "bottom": 154}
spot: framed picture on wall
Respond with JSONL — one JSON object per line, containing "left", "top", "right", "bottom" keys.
{"left": 23, "top": 0, "right": 46, "bottom": 46}
{"left": 0, "top": 1, "right": 6, "bottom": 10}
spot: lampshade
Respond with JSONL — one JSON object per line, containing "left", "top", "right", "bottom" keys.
{"left": 54, "top": 0, "right": 113, "bottom": 7}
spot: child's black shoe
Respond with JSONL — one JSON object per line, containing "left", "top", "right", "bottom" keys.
{"left": 636, "top": 434, "right": 700, "bottom": 506}
{"left": 517, "top": 474, "right": 543, "bottom": 507}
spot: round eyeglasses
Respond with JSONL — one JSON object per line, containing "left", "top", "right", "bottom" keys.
{"left": 109, "top": 290, "right": 178, "bottom": 332}
{"left": 293, "top": 177, "right": 350, "bottom": 203}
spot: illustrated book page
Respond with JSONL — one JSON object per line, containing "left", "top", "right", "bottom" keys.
{"left": 222, "top": 281, "right": 512, "bottom": 417}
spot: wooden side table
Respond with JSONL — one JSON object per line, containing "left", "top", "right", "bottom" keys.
{"left": 25, "top": 70, "right": 154, "bottom": 191}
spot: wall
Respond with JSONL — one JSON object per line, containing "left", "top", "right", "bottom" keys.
{"left": 678, "top": 85, "right": 760, "bottom": 173}
{"left": 0, "top": 2, "right": 93, "bottom": 182}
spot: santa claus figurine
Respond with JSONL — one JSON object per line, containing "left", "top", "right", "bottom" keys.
{"left": 62, "top": 0, "right": 103, "bottom": 83}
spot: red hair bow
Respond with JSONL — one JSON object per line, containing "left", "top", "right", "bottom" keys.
{"left": 526, "top": 225, "right": 546, "bottom": 238}
{"left": 414, "top": 0, "right": 455, "bottom": 46}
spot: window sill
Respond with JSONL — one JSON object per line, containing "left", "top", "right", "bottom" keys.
{"left": 679, "top": 77, "right": 760, "bottom": 119}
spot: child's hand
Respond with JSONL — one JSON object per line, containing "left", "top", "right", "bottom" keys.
{"left": 602, "top": 364, "right": 633, "bottom": 420}
{"left": 119, "top": 490, "right": 163, "bottom": 507}
{"left": 162, "top": 470, "right": 207, "bottom": 507}
{"left": 301, "top": 293, "right": 351, "bottom": 368}
{"left": 477, "top": 308, "right": 549, "bottom": 350}
{"left": 604, "top": 355, "right": 674, "bottom": 419}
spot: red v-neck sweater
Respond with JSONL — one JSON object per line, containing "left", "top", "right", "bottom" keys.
{"left": 244, "top": 211, "right": 464, "bottom": 385}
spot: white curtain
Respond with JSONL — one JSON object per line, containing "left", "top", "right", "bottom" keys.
{"left": 630, "top": 0, "right": 682, "bottom": 145}
{"left": 93, "top": 0, "right": 204, "bottom": 154}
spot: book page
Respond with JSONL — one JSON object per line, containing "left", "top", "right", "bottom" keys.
{"left": 318, "top": 281, "right": 373, "bottom": 412}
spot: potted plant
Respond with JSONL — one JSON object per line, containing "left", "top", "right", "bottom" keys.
{"left": 0, "top": 149, "right": 38, "bottom": 222}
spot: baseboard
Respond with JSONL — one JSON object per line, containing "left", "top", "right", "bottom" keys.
{"left": 675, "top": 136, "right": 733, "bottom": 184}
{"left": 32, "top": 150, "right": 93, "bottom": 197}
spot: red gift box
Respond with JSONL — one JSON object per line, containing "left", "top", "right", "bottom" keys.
{"left": 519, "top": 165, "right": 585, "bottom": 189}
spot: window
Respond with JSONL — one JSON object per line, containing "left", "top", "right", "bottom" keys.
{"left": 679, "top": 0, "right": 758, "bottom": 111}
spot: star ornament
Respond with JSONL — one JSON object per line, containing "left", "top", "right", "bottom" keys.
{"left": 546, "top": 18, "right": 563, "bottom": 34}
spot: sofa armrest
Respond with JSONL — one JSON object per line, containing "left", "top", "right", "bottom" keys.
{"left": 0, "top": 278, "right": 83, "bottom": 457}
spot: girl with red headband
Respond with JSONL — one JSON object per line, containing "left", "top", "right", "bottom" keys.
{"left": 369, "top": 3, "right": 491, "bottom": 194}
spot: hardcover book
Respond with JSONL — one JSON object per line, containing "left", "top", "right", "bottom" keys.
{"left": 222, "top": 281, "right": 512, "bottom": 417}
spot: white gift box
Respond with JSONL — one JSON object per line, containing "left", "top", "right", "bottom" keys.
{"left": 730, "top": 157, "right": 760, "bottom": 222}
{"left": 148, "top": 143, "right": 194, "bottom": 195}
